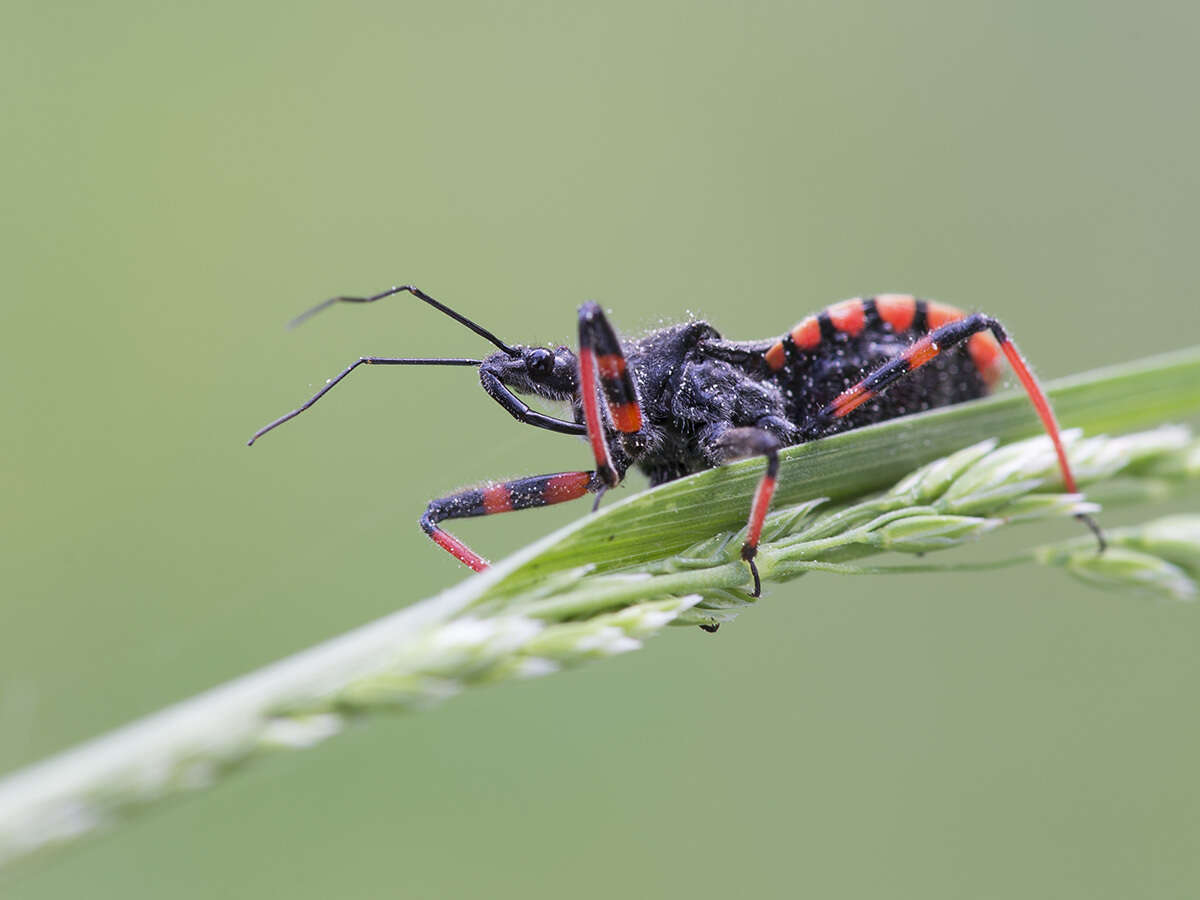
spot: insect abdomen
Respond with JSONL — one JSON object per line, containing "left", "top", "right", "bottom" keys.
{"left": 764, "top": 295, "right": 1002, "bottom": 387}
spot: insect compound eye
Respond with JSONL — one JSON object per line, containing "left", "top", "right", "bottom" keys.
{"left": 528, "top": 348, "right": 555, "bottom": 375}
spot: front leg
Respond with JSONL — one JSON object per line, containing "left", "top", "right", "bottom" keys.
{"left": 704, "top": 424, "right": 783, "bottom": 598}
{"left": 577, "top": 302, "right": 644, "bottom": 496}
{"left": 421, "top": 471, "right": 608, "bottom": 570}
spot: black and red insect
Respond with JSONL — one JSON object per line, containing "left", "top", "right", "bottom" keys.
{"left": 249, "top": 286, "right": 1099, "bottom": 602}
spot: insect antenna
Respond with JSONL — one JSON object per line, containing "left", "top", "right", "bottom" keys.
{"left": 247, "top": 355, "right": 482, "bottom": 446}
{"left": 288, "top": 284, "right": 520, "bottom": 356}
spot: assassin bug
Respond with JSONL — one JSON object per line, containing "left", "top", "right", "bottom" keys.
{"left": 249, "top": 286, "right": 1102, "bottom": 604}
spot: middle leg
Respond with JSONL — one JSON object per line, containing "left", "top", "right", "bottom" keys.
{"left": 705, "top": 424, "right": 784, "bottom": 598}
{"left": 577, "top": 301, "right": 644, "bottom": 495}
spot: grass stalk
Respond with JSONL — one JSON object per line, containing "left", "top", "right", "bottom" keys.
{"left": 1, "top": 347, "right": 1199, "bottom": 871}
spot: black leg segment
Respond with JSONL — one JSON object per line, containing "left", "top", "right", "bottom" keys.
{"left": 420, "top": 470, "right": 606, "bottom": 571}
{"left": 247, "top": 355, "right": 480, "bottom": 445}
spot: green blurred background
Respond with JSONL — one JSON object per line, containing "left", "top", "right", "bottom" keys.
{"left": 4, "top": 0, "right": 1200, "bottom": 896}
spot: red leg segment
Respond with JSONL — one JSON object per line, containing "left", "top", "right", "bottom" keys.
{"left": 999, "top": 339, "right": 1076, "bottom": 493}
{"left": 420, "top": 471, "right": 600, "bottom": 570}
{"left": 709, "top": 427, "right": 783, "bottom": 597}
{"left": 578, "top": 302, "right": 643, "bottom": 488}
{"left": 818, "top": 313, "right": 1082, "bottom": 494}
{"left": 578, "top": 346, "right": 620, "bottom": 487}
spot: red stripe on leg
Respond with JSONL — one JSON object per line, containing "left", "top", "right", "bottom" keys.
{"left": 999, "top": 339, "right": 1079, "bottom": 493}
{"left": 905, "top": 336, "right": 940, "bottom": 368}
{"left": 744, "top": 475, "right": 777, "bottom": 551}
{"left": 429, "top": 527, "right": 490, "bottom": 571}
{"left": 968, "top": 332, "right": 1002, "bottom": 385}
{"left": 596, "top": 353, "right": 626, "bottom": 378}
{"left": 611, "top": 401, "right": 643, "bottom": 433}
{"left": 545, "top": 471, "right": 592, "bottom": 503}
{"left": 579, "top": 347, "right": 617, "bottom": 483}
{"left": 831, "top": 385, "right": 876, "bottom": 418}
{"left": 482, "top": 483, "right": 513, "bottom": 514}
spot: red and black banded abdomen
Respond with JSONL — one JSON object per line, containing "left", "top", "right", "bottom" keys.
{"left": 764, "top": 295, "right": 1003, "bottom": 433}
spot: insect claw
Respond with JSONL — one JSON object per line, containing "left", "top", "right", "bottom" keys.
{"left": 1076, "top": 512, "right": 1107, "bottom": 553}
